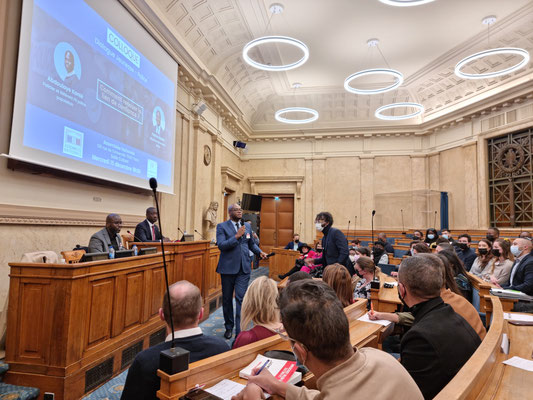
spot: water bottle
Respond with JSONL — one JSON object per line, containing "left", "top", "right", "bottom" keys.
{"left": 109, "top": 246, "right": 115, "bottom": 259}
{"left": 132, "top": 245, "right": 138, "bottom": 256}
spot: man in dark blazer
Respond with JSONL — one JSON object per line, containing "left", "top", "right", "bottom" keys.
{"left": 284, "top": 233, "right": 305, "bottom": 251}
{"left": 503, "top": 238, "right": 533, "bottom": 295}
{"left": 88, "top": 213, "right": 123, "bottom": 252}
{"left": 398, "top": 254, "right": 481, "bottom": 399}
{"left": 304, "top": 211, "right": 354, "bottom": 275}
{"left": 134, "top": 207, "right": 162, "bottom": 242}
{"left": 216, "top": 204, "right": 267, "bottom": 339}
{"left": 120, "top": 281, "right": 229, "bottom": 400}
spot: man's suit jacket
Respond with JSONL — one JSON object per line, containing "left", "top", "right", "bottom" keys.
{"left": 505, "top": 250, "right": 533, "bottom": 295}
{"left": 400, "top": 297, "right": 481, "bottom": 400}
{"left": 284, "top": 241, "right": 305, "bottom": 251}
{"left": 216, "top": 220, "right": 262, "bottom": 275}
{"left": 134, "top": 220, "right": 162, "bottom": 242}
{"left": 120, "top": 334, "right": 229, "bottom": 400}
{"left": 88, "top": 228, "right": 122, "bottom": 253}
{"left": 314, "top": 225, "right": 354, "bottom": 275}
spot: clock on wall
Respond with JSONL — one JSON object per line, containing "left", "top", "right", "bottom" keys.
{"left": 204, "top": 145, "right": 212, "bottom": 166}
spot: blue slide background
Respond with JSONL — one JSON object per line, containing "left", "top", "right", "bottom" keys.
{"left": 22, "top": 0, "right": 175, "bottom": 186}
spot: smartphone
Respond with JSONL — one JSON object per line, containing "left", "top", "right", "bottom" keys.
{"left": 180, "top": 388, "right": 223, "bottom": 400}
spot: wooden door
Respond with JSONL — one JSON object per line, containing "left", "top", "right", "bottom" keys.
{"left": 259, "top": 195, "right": 294, "bottom": 255}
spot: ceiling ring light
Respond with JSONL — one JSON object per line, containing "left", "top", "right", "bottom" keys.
{"left": 344, "top": 68, "right": 404, "bottom": 95}
{"left": 243, "top": 36, "right": 309, "bottom": 71}
{"left": 378, "top": 0, "right": 436, "bottom": 6}
{"left": 454, "top": 47, "right": 530, "bottom": 80}
{"left": 275, "top": 107, "right": 319, "bottom": 124}
{"left": 375, "top": 102, "right": 424, "bottom": 120}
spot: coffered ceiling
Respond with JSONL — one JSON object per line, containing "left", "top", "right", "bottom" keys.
{"left": 142, "top": 0, "right": 533, "bottom": 136}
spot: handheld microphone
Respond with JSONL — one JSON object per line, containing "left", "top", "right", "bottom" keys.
{"left": 127, "top": 230, "right": 143, "bottom": 243}
{"left": 265, "top": 252, "right": 276, "bottom": 258}
{"left": 194, "top": 229, "right": 207, "bottom": 240}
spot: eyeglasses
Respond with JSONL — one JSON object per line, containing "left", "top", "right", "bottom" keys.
{"left": 274, "top": 327, "right": 308, "bottom": 351}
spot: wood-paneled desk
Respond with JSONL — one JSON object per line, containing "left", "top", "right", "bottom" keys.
{"left": 269, "top": 248, "right": 300, "bottom": 281}
{"left": 370, "top": 273, "right": 401, "bottom": 313}
{"left": 133, "top": 241, "right": 222, "bottom": 314}
{"left": 157, "top": 299, "right": 381, "bottom": 400}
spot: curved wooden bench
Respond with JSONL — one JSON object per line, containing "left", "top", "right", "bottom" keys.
{"left": 434, "top": 295, "right": 504, "bottom": 400}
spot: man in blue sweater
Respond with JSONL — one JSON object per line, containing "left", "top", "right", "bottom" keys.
{"left": 121, "top": 281, "right": 230, "bottom": 400}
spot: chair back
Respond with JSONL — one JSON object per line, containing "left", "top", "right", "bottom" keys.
{"left": 61, "top": 250, "right": 86, "bottom": 264}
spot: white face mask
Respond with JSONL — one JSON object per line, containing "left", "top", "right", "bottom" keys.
{"left": 442, "top": 234, "right": 449, "bottom": 240}
{"left": 315, "top": 222, "right": 324, "bottom": 232}
{"left": 349, "top": 255, "right": 356, "bottom": 262}
{"left": 510, "top": 245, "right": 522, "bottom": 257}
{"left": 427, "top": 234, "right": 435, "bottom": 240}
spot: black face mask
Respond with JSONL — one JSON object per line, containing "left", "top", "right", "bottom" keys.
{"left": 397, "top": 285, "right": 408, "bottom": 308}
{"left": 486, "top": 234, "right": 495, "bottom": 241}
{"left": 478, "top": 248, "right": 489, "bottom": 256}
{"left": 373, "top": 248, "right": 384, "bottom": 258}
{"left": 457, "top": 242, "right": 468, "bottom": 251}
{"left": 294, "top": 239, "right": 299, "bottom": 243}
{"left": 491, "top": 249, "right": 501, "bottom": 257}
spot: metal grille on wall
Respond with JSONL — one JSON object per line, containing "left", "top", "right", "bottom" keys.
{"left": 488, "top": 128, "right": 533, "bottom": 227}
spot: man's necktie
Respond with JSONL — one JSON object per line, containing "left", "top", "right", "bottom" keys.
{"left": 152, "top": 225, "right": 156, "bottom": 241}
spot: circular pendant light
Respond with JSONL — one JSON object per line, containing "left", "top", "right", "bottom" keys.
{"left": 375, "top": 102, "right": 424, "bottom": 120}
{"left": 275, "top": 107, "right": 319, "bottom": 124}
{"left": 344, "top": 68, "right": 404, "bottom": 95}
{"left": 378, "top": 0, "right": 436, "bottom": 6}
{"left": 454, "top": 47, "right": 530, "bottom": 80}
{"left": 243, "top": 36, "right": 309, "bottom": 71}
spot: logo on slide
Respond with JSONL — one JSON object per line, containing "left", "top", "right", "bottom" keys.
{"left": 54, "top": 42, "right": 82, "bottom": 82}
{"left": 63, "top": 127, "right": 84, "bottom": 158}
{"left": 153, "top": 106, "right": 165, "bottom": 135}
{"left": 147, "top": 159, "right": 158, "bottom": 179}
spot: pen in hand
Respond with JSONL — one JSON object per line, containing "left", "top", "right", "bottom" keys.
{"left": 254, "top": 360, "right": 271, "bottom": 376}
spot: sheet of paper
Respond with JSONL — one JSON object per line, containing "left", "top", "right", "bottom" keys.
{"left": 358, "top": 313, "right": 392, "bottom": 327}
{"left": 500, "top": 333, "right": 509, "bottom": 355}
{"left": 502, "top": 356, "right": 533, "bottom": 372}
{"left": 205, "top": 379, "right": 270, "bottom": 400}
{"left": 504, "top": 313, "right": 533, "bottom": 322}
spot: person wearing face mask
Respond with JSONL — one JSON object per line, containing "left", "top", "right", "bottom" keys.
{"left": 353, "top": 256, "right": 376, "bottom": 299}
{"left": 486, "top": 227, "right": 500, "bottom": 243}
{"left": 478, "top": 238, "right": 514, "bottom": 286}
{"left": 371, "top": 241, "right": 389, "bottom": 265}
{"left": 284, "top": 233, "right": 305, "bottom": 252}
{"left": 232, "top": 280, "right": 423, "bottom": 400}
{"left": 413, "top": 230, "right": 424, "bottom": 241}
{"left": 455, "top": 234, "right": 477, "bottom": 271}
{"left": 440, "top": 229, "right": 455, "bottom": 245}
{"left": 470, "top": 239, "right": 494, "bottom": 278}
{"left": 278, "top": 244, "right": 318, "bottom": 279}
{"left": 492, "top": 238, "right": 533, "bottom": 298}
{"left": 423, "top": 228, "right": 439, "bottom": 248}
{"left": 304, "top": 212, "right": 354, "bottom": 276}
{"left": 348, "top": 248, "right": 359, "bottom": 266}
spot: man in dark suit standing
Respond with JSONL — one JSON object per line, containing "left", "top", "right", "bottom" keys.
{"left": 398, "top": 254, "right": 481, "bottom": 399}
{"left": 304, "top": 211, "right": 354, "bottom": 275}
{"left": 134, "top": 207, "right": 162, "bottom": 242}
{"left": 121, "top": 281, "right": 229, "bottom": 400}
{"left": 216, "top": 204, "right": 267, "bottom": 339}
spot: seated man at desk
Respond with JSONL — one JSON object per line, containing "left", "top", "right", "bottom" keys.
{"left": 88, "top": 213, "right": 123, "bottom": 253}
{"left": 284, "top": 233, "right": 304, "bottom": 251}
{"left": 121, "top": 281, "right": 229, "bottom": 400}
{"left": 397, "top": 255, "right": 481, "bottom": 399}
{"left": 233, "top": 280, "right": 423, "bottom": 400}
{"left": 134, "top": 207, "right": 162, "bottom": 242}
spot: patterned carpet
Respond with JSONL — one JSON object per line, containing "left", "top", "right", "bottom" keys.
{"left": 83, "top": 266, "right": 269, "bottom": 400}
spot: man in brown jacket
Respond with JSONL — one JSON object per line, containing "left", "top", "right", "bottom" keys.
{"left": 232, "top": 280, "right": 423, "bottom": 400}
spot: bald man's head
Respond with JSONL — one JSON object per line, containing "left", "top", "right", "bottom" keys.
{"left": 161, "top": 281, "right": 202, "bottom": 329}
{"left": 105, "top": 213, "right": 122, "bottom": 235}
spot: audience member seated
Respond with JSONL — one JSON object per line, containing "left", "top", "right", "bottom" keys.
{"left": 349, "top": 239, "right": 361, "bottom": 248}
{"left": 323, "top": 263, "right": 354, "bottom": 307}
{"left": 288, "top": 271, "right": 313, "bottom": 284}
{"left": 233, "top": 276, "right": 280, "bottom": 349}
{"left": 233, "top": 280, "right": 423, "bottom": 400}
{"left": 455, "top": 234, "right": 477, "bottom": 271}
{"left": 438, "top": 249, "right": 472, "bottom": 298}
{"left": 413, "top": 230, "right": 424, "bottom": 241}
{"left": 519, "top": 231, "right": 532, "bottom": 240}
{"left": 348, "top": 247, "right": 358, "bottom": 267}
{"left": 396, "top": 254, "right": 481, "bottom": 399}
{"left": 424, "top": 228, "right": 439, "bottom": 248}
{"left": 476, "top": 238, "right": 514, "bottom": 286}
{"left": 353, "top": 256, "right": 376, "bottom": 300}
{"left": 278, "top": 244, "right": 318, "bottom": 279}
{"left": 406, "top": 240, "right": 421, "bottom": 256}
{"left": 371, "top": 241, "right": 388, "bottom": 265}
{"left": 435, "top": 240, "right": 453, "bottom": 253}
{"left": 134, "top": 207, "right": 162, "bottom": 242}
{"left": 486, "top": 227, "right": 500, "bottom": 243}
{"left": 412, "top": 242, "right": 431, "bottom": 255}
{"left": 470, "top": 239, "right": 494, "bottom": 277}
{"left": 377, "top": 232, "right": 394, "bottom": 253}
{"left": 493, "top": 238, "right": 533, "bottom": 298}
{"left": 284, "top": 233, "right": 305, "bottom": 251}
{"left": 88, "top": 213, "right": 123, "bottom": 253}
{"left": 355, "top": 246, "right": 371, "bottom": 257}
{"left": 440, "top": 229, "right": 455, "bottom": 244}
{"left": 369, "top": 254, "right": 486, "bottom": 340}
{"left": 121, "top": 281, "right": 229, "bottom": 400}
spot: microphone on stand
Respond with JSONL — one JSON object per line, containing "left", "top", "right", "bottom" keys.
{"left": 371, "top": 210, "right": 376, "bottom": 244}
{"left": 194, "top": 229, "right": 207, "bottom": 240}
{"left": 347, "top": 220, "right": 351, "bottom": 239}
{"left": 434, "top": 211, "right": 438, "bottom": 229}
{"left": 150, "top": 178, "right": 189, "bottom": 374}
{"left": 354, "top": 216, "right": 357, "bottom": 237}
{"left": 177, "top": 227, "right": 186, "bottom": 242}
{"left": 127, "top": 230, "right": 143, "bottom": 243}
{"left": 400, "top": 209, "right": 406, "bottom": 235}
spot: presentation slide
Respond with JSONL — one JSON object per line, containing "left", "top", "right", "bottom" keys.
{"left": 9, "top": 0, "right": 177, "bottom": 192}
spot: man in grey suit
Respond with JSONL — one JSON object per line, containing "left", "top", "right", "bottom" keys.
{"left": 88, "top": 213, "right": 123, "bottom": 253}
{"left": 216, "top": 204, "right": 267, "bottom": 339}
